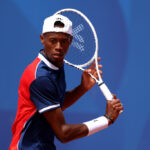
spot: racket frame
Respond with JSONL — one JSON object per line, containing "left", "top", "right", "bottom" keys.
{"left": 54, "top": 8, "right": 114, "bottom": 101}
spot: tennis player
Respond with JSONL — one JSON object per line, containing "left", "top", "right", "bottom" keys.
{"left": 9, "top": 14, "right": 123, "bottom": 150}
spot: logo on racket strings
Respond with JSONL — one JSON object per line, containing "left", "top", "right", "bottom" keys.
{"left": 72, "top": 24, "right": 84, "bottom": 52}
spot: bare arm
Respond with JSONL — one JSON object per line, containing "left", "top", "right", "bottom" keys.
{"left": 62, "top": 58, "right": 103, "bottom": 110}
{"left": 62, "top": 84, "right": 87, "bottom": 111}
{"left": 43, "top": 96, "right": 123, "bottom": 143}
{"left": 43, "top": 108, "right": 88, "bottom": 143}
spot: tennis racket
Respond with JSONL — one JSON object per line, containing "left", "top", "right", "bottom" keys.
{"left": 54, "top": 8, "right": 114, "bottom": 101}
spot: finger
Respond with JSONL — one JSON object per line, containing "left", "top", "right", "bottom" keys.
{"left": 89, "top": 68, "right": 102, "bottom": 76}
{"left": 98, "top": 64, "right": 103, "bottom": 69}
{"left": 111, "top": 100, "right": 122, "bottom": 106}
{"left": 84, "top": 69, "right": 92, "bottom": 74}
{"left": 84, "top": 69, "right": 98, "bottom": 81}
{"left": 97, "top": 57, "right": 101, "bottom": 62}
{"left": 115, "top": 106, "right": 124, "bottom": 112}
{"left": 93, "top": 70, "right": 102, "bottom": 77}
{"left": 98, "top": 70, "right": 103, "bottom": 78}
{"left": 113, "top": 103, "right": 122, "bottom": 109}
{"left": 112, "top": 102, "right": 123, "bottom": 113}
{"left": 88, "top": 58, "right": 101, "bottom": 69}
{"left": 93, "top": 72, "right": 99, "bottom": 79}
{"left": 99, "top": 70, "right": 103, "bottom": 75}
{"left": 88, "top": 62, "right": 96, "bottom": 69}
{"left": 89, "top": 68, "right": 98, "bottom": 75}
{"left": 85, "top": 69, "right": 103, "bottom": 80}
{"left": 112, "top": 99, "right": 120, "bottom": 105}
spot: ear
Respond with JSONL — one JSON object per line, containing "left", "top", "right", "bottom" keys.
{"left": 40, "top": 34, "right": 45, "bottom": 45}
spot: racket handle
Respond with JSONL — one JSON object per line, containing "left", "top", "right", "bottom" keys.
{"left": 99, "top": 83, "right": 123, "bottom": 114}
{"left": 99, "top": 83, "right": 114, "bottom": 101}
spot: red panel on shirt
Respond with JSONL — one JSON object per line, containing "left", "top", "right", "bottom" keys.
{"left": 9, "top": 57, "right": 41, "bottom": 150}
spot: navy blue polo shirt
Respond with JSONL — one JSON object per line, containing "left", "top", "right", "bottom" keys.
{"left": 10, "top": 52, "right": 66, "bottom": 150}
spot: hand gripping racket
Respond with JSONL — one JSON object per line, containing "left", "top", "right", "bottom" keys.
{"left": 54, "top": 8, "right": 114, "bottom": 101}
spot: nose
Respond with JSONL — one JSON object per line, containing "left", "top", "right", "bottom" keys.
{"left": 55, "top": 41, "right": 63, "bottom": 51}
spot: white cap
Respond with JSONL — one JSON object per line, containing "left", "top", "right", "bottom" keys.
{"left": 42, "top": 14, "right": 72, "bottom": 35}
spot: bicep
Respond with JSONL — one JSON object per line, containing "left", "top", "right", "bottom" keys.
{"left": 43, "top": 108, "right": 67, "bottom": 142}
{"left": 43, "top": 108, "right": 66, "bottom": 135}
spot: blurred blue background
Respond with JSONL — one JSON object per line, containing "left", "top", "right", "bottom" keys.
{"left": 0, "top": 0, "right": 150, "bottom": 149}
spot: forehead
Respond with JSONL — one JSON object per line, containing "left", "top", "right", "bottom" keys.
{"left": 43, "top": 32, "right": 70, "bottom": 39}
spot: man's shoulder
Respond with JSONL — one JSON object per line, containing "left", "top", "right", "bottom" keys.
{"left": 21, "top": 56, "right": 52, "bottom": 81}
{"left": 18, "top": 57, "right": 41, "bottom": 89}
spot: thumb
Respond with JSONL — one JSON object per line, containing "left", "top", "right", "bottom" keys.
{"left": 84, "top": 69, "right": 92, "bottom": 74}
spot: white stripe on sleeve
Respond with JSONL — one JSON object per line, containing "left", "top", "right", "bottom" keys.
{"left": 39, "top": 104, "right": 60, "bottom": 113}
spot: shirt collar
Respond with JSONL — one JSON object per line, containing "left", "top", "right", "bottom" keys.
{"left": 38, "top": 53, "right": 59, "bottom": 70}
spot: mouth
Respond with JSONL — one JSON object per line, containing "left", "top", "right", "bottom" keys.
{"left": 53, "top": 53, "right": 64, "bottom": 59}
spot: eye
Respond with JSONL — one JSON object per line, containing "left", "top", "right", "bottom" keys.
{"left": 61, "top": 39, "right": 70, "bottom": 45}
{"left": 49, "top": 38, "right": 57, "bottom": 44}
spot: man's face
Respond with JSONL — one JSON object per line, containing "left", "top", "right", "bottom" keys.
{"left": 40, "top": 32, "right": 72, "bottom": 67}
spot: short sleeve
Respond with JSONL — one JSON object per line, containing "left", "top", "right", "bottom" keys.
{"left": 29, "top": 76, "right": 60, "bottom": 113}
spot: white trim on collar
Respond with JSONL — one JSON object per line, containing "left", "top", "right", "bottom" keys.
{"left": 38, "top": 53, "right": 59, "bottom": 70}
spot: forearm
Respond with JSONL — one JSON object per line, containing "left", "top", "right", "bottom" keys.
{"left": 44, "top": 108, "right": 88, "bottom": 143}
{"left": 57, "top": 123, "right": 88, "bottom": 143}
{"left": 57, "top": 116, "right": 109, "bottom": 143}
{"left": 44, "top": 108, "right": 110, "bottom": 144}
{"left": 62, "top": 64, "right": 101, "bottom": 110}
{"left": 62, "top": 84, "right": 88, "bottom": 110}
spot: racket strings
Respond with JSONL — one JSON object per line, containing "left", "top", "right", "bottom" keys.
{"left": 59, "top": 11, "right": 96, "bottom": 66}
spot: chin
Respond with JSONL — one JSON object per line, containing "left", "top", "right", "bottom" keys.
{"left": 51, "top": 57, "right": 64, "bottom": 67}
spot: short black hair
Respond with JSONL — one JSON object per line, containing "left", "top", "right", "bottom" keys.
{"left": 54, "top": 21, "right": 64, "bottom": 28}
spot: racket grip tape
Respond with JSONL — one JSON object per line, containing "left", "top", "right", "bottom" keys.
{"left": 99, "top": 83, "right": 114, "bottom": 101}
